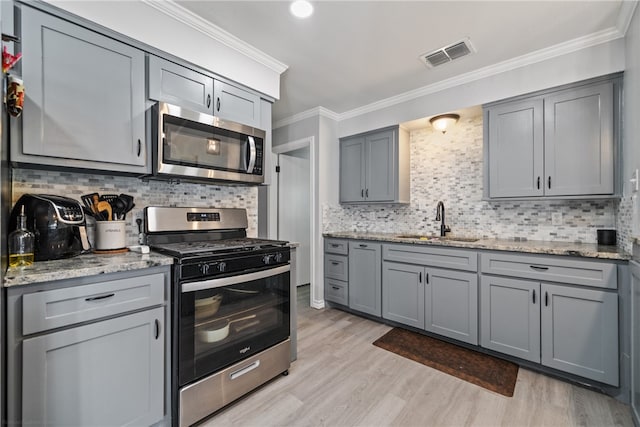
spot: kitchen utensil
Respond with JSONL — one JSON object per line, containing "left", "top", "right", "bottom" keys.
{"left": 195, "top": 294, "right": 223, "bottom": 320}
{"left": 96, "top": 201, "right": 113, "bottom": 221}
{"left": 82, "top": 193, "right": 99, "bottom": 214}
{"left": 197, "top": 314, "right": 257, "bottom": 343}
{"left": 118, "top": 194, "right": 135, "bottom": 219}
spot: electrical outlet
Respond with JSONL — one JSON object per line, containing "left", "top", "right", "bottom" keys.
{"left": 551, "top": 212, "right": 563, "bottom": 226}
{"left": 369, "top": 211, "right": 376, "bottom": 221}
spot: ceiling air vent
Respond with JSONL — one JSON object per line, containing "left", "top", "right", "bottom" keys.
{"left": 420, "top": 38, "right": 475, "bottom": 68}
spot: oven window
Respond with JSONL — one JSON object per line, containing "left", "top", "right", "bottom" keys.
{"left": 179, "top": 269, "right": 290, "bottom": 385}
{"left": 162, "top": 115, "right": 263, "bottom": 174}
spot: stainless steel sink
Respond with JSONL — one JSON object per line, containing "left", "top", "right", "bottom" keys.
{"left": 439, "top": 236, "right": 480, "bottom": 242}
{"left": 395, "top": 234, "right": 435, "bottom": 240}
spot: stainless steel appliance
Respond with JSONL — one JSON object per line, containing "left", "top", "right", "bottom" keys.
{"left": 144, "top": 207, "right": 290, "bottom": 427}
{"left": 9, "top": 194, "right": 90, "bottom": 261}
{"left": 151, "top": 102, "right": 265, "bottom": 184}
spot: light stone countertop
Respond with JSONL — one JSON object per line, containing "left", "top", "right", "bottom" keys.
{"left": 323, "top": 231, "right": 631, "bottom": 261}
{"left": 4, "top": 251, "right": 175, "bottom": 287}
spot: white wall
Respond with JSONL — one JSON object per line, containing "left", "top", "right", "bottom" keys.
{"left": 338, "top": 38, "right": 626, "bottom": 138}
{"left": 42, "top": 0, "right": 282, "bottom": 99}
{"left": 622, "top": 4, "right": 640, "bottom": 242}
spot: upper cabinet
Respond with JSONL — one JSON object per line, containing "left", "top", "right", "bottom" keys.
{"left": 213, "top": 80, "right": 261, "bottom": 128}
{"left": 148, "top": 55, "right": 214, "bottom": 114}
{"left": 339, "top": 125, "right": 410, "bottom": 204}
{"left": 16, "top": 6, "right": 148, "bottom": 174}
{"left": 484, "top": 74, "right": 620, "bottom": 200}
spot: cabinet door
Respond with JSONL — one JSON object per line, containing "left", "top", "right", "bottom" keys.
{"left": 148, "top": 55, "right": 214, "bottom": 114}
{"left": 20, "top": 7, "right": 147, "bottom": 173}
{"left": 348, "top": 242, "right": 381, "bottom": 316}
{"left": 541, "top": 283, "right": 618, "bottom": 386}
{"left": 22, "top": 308, "right": 165, "bottom": 426}
{"left": 487, "top": 98, "right": 544, "bottom": 198}
{"left": 213, "top": 80, "right": 261, "bottom": 128}
{"left": 382, "top": 262, "right": 424, "bottom": 328}
{"left": 425, "top": 268, "right": 478, "bottom": 345}
{"left": 365, "top": 129, "right": 396, "bottom": 202}
{"left": 480, "top": 276, "right": 540, "bottom": 362}
{"left": 339, "top": 136, "right": 366, "bottom": 202}
{"left": 631, "top": 261, "right": 640, "bottom": 426}
{"left": 544, "top": 82, "right": 614, "bottom": 196}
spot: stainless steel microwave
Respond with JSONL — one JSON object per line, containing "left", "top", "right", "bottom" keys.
{"left": 152, "top": 102, "right": 265, "bottom": 184}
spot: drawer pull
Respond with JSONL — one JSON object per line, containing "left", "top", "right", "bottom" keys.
{"left": 529, "top": 265, "right": 549, "bottom": 271}
{"left": 85, "top": 293, "right": 115, "bottom": 302}
{"left": 230, "top": 360, "right": 260, "bottom": 380}
{"left": 359, "top": 244, "right": 368, "bottom": 248}
{"left": 331, "top": 261, "right": 340, "bottom": 265}
{"left": 331, "top": 244, "right": 339, "bottom": 248}
{"left": 332, "top": 286, "right": 340, "bottom": 290}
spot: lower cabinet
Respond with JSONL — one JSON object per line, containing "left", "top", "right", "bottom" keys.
{"left": 348, "top": 241, "right": 382, "bottom": 316}
{"left": 382, "top": 261, "right": 478, "bottom": 344}
{"left": 630, "top": 261, "right": 640, "bottom": 426}
{"left": 21, "top": 308, "right": 164, "bottom": 426}
{"left": 6, "top": 267, "right": 170, "bottom": 426}
{"left": 480, "top": 275, "right": 619, "bottom": 386}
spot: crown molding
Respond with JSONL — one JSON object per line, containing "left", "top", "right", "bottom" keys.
{"left": 141, "top": 0, "right": 288, "bottom": 74}
{"left": 617, "top": 0, "right": 639, "bottom": 36}
{"left": 274, "top": 106, "right": 340, "bottom": 129}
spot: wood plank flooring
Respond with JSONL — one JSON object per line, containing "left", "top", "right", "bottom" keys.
{"left": 203, "top": 285, "right": 632, "bottom": 426}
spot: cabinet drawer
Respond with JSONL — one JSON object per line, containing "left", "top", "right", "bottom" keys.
{"left": 324, "top": 239, "right": 348, "bottom": 255}
{"left": 325, "top": 278, "right": 348, "bottom": 306}
{"left": 325, "top": 254, "right": 348, "bottom": 281}
{"left": 383, "top": 244, "right": 478, "bottom": 272}
{"left": 22, "top": 273, "right": 165, "bottom": 335}
{"left": 480, "top": 252, "right": 617, "bottom": 289}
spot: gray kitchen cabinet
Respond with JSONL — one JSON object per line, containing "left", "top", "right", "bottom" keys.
{"left": 382, "top": 261, "right": 425, "bottom": 329}
{"left": 213, "top": 80, "right": 261, "bottom": 128}
{"left": 487, "top": 98, "right": 544, "bottom": 198}
{"left": 425, "top": 267, "right": 478, "bottom": 345}
{"left": 541, "top": 283, "right": 618, "bottom": 386}
{"left": 480, "top": 252, "right": 619, "bottom": 386}
{"left": 484, "top": 75, "right": 619, "bottom": 199}
{"left": 148, "top": 55, "right": 214, "bottom": 114}
{"left": 324, "top": 238, "right": 349, "bottom": 306}
{"left": 348, "top": 241, "right": 382, "bottom": 316}
{"left": 21, "top": 308, "right": 164, "bottom": 426}
{"left": 17, "top": 6, "right": 148, "bottom": 174}
{"left": 339, "top": 126, "right": 410, "bottom": 204}
{"left": 480, "top": 275, "right": 541, "bottom": 363}
{"left": 630, "top": 261, "right": 640, "bottom": 426}
{"left": 7, "top": 267, "right": 170, "bottom": 426}
{"left": 382, "top": 244, "right": 478, "bottom": 345}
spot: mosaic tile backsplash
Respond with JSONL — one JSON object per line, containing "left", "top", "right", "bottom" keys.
{"left": 324, "top": 112, "right": 631, "bottom": 251}
{"left": 12, "top": 169, "right": 258, "bottom": 247}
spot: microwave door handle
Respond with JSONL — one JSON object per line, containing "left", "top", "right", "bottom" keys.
{"left": 246, "top": 136, "right": 257, "bottom": 174}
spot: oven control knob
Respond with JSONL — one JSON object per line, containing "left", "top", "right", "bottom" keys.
{"left": 200, "top": 263, "right": 210, "bottom": 275}
{"left": 262, "top": 254, "right": 272, "bottom": 265}
{"left": 274, "top": 252, "right": 283, "bottom": 262}
{"left": 218, "top": 262, "right": 227, "bottom": 272}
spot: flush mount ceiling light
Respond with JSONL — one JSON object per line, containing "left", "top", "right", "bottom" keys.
{"left": 429, "top": 113, "right": 460, "bottom": 134}
{"left": 290, "top": 0, "right": 313, "bottom": 18}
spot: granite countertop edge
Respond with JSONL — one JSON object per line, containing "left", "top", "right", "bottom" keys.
{"left": 323, "top": 232, "right": 631, "bottom": 261}
{"left": 4, "top": 251, "right": 175, "bottom": 287}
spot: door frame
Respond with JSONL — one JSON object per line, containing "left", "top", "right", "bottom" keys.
{"left": 269, "top": 137, "right": 321, "bottom": 308}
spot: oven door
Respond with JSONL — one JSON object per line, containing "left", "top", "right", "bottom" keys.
{"left": 178, "top": 264, "right": 290, "bottom": 386}
{"left": 155, "top": 102, "right": 265, "bottom": 184}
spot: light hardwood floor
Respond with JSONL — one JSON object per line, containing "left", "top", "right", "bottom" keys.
{"left": 204, "top": 285, "right": 632, "bottom": 427}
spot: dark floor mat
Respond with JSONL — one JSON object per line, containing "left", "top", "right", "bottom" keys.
{"left": 373, "top": 328, "right": 519, "bottom": 397}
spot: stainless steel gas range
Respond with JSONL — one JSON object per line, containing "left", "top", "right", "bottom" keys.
{"left": 144, "top": 207, "right": 291, "bottom": 427}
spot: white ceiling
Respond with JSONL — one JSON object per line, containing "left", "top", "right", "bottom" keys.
{"left": 175, "top": 1, "right": 632, "bottom": 124}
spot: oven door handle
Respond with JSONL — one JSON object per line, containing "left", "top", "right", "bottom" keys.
{"left": 181, "top": 265, "right": 290, "bottom": 293}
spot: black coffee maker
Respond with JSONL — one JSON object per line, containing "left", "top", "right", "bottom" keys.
{"left": 9, "top": 194, "right": 90, "bottom": 261}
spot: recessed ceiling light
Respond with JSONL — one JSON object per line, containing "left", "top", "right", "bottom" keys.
{"left": 290, "top": 0, "right": 313, "bottom": 18}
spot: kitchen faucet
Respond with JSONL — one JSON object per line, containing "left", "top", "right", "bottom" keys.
{"left": 435, "top": 201, "right": 451, "bottom": 237}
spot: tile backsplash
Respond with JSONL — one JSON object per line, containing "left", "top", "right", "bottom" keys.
{"left": 12, "top": 169, "right": 258, "bottom": 246}
{"left": 324, "top": 111, "right": 629, "bottom": 250}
